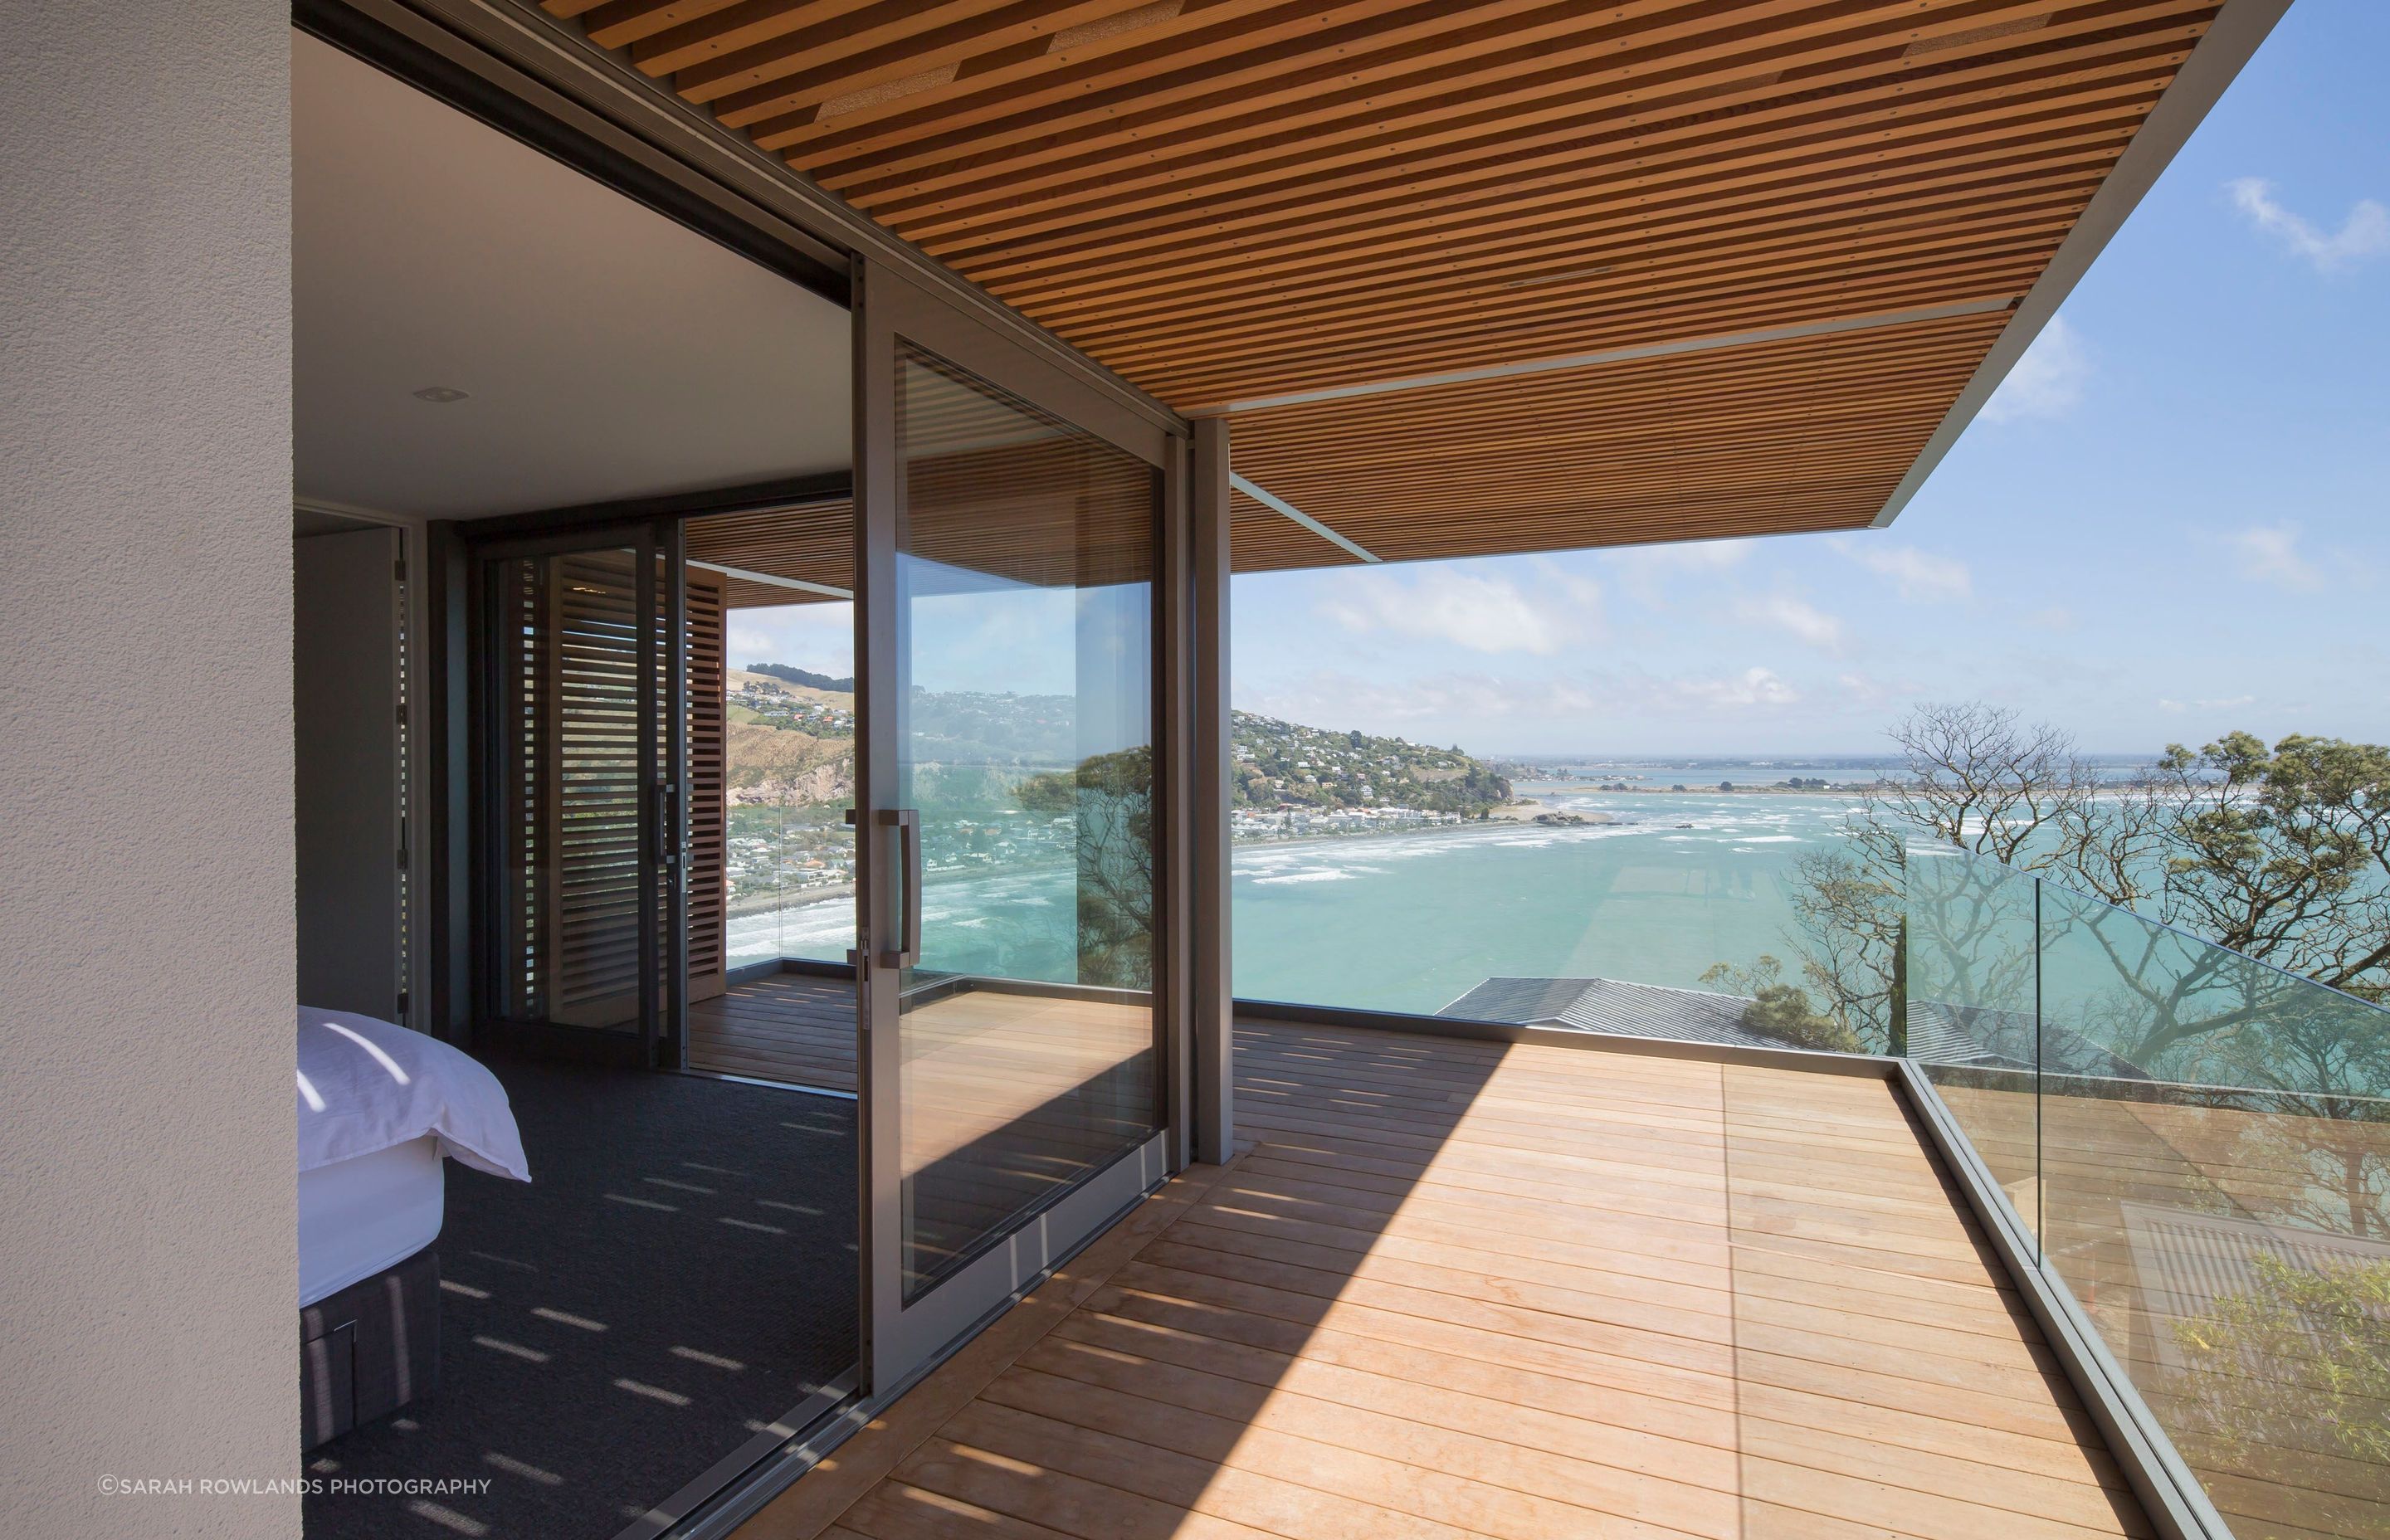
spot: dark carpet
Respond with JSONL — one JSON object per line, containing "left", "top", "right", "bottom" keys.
{"left": 303, "top": 1061, "right": 858, "bottom": 1540}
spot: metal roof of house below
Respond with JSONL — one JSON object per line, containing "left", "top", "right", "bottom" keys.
{"left": 1443, "top": 974, "right": 1792, "bottom": 1050}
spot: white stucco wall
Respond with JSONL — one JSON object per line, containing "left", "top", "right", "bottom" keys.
{"left": 0, "top": 4, "right": 297, "bottom": 1536}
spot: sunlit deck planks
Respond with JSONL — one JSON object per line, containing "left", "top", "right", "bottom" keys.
{"left": 737, "top": 1018, "right": 2150, "bottom": 1540}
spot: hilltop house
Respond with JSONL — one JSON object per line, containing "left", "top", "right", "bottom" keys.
{"left": 5, "top": 4, "right": 2337, "bottom": 1540}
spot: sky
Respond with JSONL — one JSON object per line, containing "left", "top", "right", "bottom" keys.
{"left": 1229, "top": 0, "right": 2390, "bottom": 759}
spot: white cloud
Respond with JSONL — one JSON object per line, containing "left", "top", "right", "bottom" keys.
{"left": 727, "top": 604, "right": 853, "bottom": 673}
{"left": 1982, "top": 315, "right": 2090, "bottom": 424}
{"left": 1238, "top": 664, "right": 1802, "bottom": 733}
{"left": 1680, "top": 667, "right": 1799, "bottom": 709}
{"left": 1597, "top": 537, "right": 1756, "bottom": 607}
{"left": 1317, "top": 563, "right": 1603, "bottom": 655}
{"left": 1835, "top": 670, "right": 1925, "bottom": 709}
{"left": 2228, "top": 178, "right": 2390, "bottom": 272}
{"left": 1834, "top": 539, "right": 1972, "bottom": 602}
{"left": 2227, "top": 523, "right": 2325, "bottom": 592}
{"left": 1732, "top": 592, "right": 1847, "bottom": 653}
{"left": 2158, "top": 694, "right": 2257, "bottom": 716}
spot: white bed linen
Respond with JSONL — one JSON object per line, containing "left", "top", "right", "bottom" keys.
{"left": 296, "top": 1006, "right": 529, "bottom": 1181}
{"left": 298, "top": 1134, "right": 445, "bottom": 1308}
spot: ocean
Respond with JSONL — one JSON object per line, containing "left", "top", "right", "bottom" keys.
{"left": 733, "top": 782, "right": 1873, "bottom": 1016}
{"left": 1232, "top": 782, "right": 1861, "bottom": 1014}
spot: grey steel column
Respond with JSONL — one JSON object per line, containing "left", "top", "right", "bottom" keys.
{"left": 1189, "top": 417, "right": 1235, "bottom": 1165}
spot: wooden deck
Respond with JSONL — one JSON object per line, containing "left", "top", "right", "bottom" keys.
{"left": 895, "top": 986, "right": 1158, "bottom": 1294}
{"left": 689, "top": 972, "right": 859, "bottom": 1091}
{"left": 737, "top": 1018, "right": 2151, "bottom": 1540}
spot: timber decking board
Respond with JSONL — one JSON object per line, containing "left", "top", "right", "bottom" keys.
{"left": 690, "top": 972, "right": 861, "bottom": 1089}
{"left": 549, "top": 0, "right": 2227, "bottom": 569}
{"left": 734, "top": 1017, "right": 2151, "bottom": 1540}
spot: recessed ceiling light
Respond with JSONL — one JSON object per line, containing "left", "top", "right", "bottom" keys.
{"left": 412, "top": 385, "right": 469, "bottom": 403}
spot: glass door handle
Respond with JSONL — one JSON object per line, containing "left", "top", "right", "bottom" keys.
{"left": 877, "top": 807, "right": 922, "bottom": 970}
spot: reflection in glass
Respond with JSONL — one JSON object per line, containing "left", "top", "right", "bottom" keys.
{"left": 718, "top": 606, "right": 858, "bottom": 968}
{"left": 1902, "top": 843, "right": 2042, "bottom": 1239}
{"left": 893, "top": 343, "right": 1160, "bottom": 1299}
{"left": 1905, "top": 846, "right": 2390, "bottom": 1536}
{"left": 2033, "top": 876, "right": 2390, "bottom": 1537}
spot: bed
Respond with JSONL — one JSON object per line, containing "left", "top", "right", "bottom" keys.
{"left": 296, "top": 1008, "right": 529, "bottom": 1448}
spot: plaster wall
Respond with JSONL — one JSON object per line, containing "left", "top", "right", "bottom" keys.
{"left": 0, "top": 5, "right": 298, "bottom": 1534}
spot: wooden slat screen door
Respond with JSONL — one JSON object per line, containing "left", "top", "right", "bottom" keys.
{"left": 685, "top": 567, "right": 728, "bottom": 1006}
{"left": 483, "top": 526, "right": 685, "bottom": 1064}
{"left": 482, "top": 527, "right": 727, "bottom": 1060}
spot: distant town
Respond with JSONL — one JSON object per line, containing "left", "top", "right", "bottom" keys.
{"left": 724, "top": 673, "right": 2066, "bottom": 899}
{"left": 1505, "top": 772, "right": 1862, "bottom": 794}
{"left": 1231, "top": 710, "right": 1513, "bottom": 817}
{"left": 719, "top": 671, "right": 1923, "bottom": 896}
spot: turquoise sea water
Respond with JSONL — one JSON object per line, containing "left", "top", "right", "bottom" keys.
{"left": 1232, "top": 784, "right": 1859, "bottom": 1014}
{"left": 736, "top": 784, "right": 1863, "bottom": 1016}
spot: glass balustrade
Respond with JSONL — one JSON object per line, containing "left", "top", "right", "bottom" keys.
{"left": 1901, "top": 844, "right": 2045, "bottom": 1237}
{"left": 1902, "top": 842, "right": 2390, "bottom": 1538}
{"left": 724, "top": 790, "right": 856, "bottom": 967}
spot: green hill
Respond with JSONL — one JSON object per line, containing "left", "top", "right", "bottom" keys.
{"left": 748, "top": 662, "right": 852, "bottom": 692}
{"left": 1231, "top": 711, "right": 1510, "bottom": 816}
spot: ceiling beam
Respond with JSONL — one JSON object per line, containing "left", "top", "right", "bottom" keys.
{"left": 1231, "top": 473, "right": 1377, "bottom": 564}
{"left": 688, "top": 557, "right": 851, "bottom": 600}
{"left": 1190, "top": 297, "right": 2020, "bottom": 418}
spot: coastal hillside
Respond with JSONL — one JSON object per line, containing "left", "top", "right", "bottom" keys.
{"left": 726, "top": 667, "right": 1512, "bottom": 819}
{"left": 726, "top": 667, "right": 852, "bottom": 806}
{"left": 1232, "top": 710, "right": 1510, "bottom": 816}
{"left": 724, "top": 720, "right": 850, "bottom": 802}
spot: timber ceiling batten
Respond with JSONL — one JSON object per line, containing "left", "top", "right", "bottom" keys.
{"left": 685, "top": 499, "right": 856, "bottom": 602}
{"left": 556, "top": 0, "right": 2231, "bottom": 568}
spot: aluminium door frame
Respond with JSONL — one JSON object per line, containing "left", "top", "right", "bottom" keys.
{"left": 852, "top": 256, "right": 1193, "bottom": 1396}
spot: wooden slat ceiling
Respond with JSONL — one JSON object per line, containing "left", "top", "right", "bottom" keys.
{"left": 685, "top": 499, "right": 852, "bottom": 604}
{"left": 555, "top": 0, "right": 2224, "bottom": 570}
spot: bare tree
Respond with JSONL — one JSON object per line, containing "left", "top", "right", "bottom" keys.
{"left": 1874, "top": 701, "right": 2100, "bottom": 865}
{"left": 1762, "top": 705, "right": 2390, "bottom": 1070}
{"left": 1775, "top": 703, "right": 2141, "bottom": 1050}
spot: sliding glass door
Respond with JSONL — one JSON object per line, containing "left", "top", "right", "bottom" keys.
{"left": 857, "top": 266, "right": 1177, "bottom": 1390}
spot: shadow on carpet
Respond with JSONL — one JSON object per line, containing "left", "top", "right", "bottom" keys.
{"left": 305, "top": 1060, "right": 858, "bottom": 1540}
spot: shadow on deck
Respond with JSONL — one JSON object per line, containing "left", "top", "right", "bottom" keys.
{"left": 737, "top": 1017, "right": 2150, "bottom": 1540}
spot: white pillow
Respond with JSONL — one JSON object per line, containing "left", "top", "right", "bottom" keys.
{"left": 296, "top": 1007, "right": 530, "bottom": 1181}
